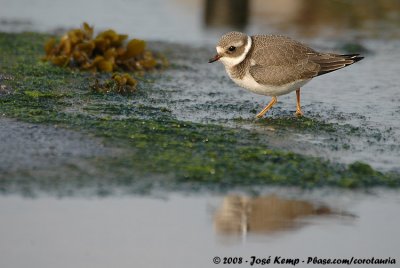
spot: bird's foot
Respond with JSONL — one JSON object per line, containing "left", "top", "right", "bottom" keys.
{"left": 256, "top": 112, "right": 264, "bottom": 118}
{"left": 294, "top": 109, "right": 304, "bottom": 117}
{"left": 256, "top": 97, "right": 278, "bottom": 119}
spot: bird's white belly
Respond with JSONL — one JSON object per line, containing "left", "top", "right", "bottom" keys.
{"left": 230, "top": 72, "right": 310, "bottom": 97}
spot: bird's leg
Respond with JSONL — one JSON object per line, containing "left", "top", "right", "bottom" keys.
{"left": 295, "top": 88, "right": 304, "bottom": 117}
{"left": 256, "top": 97, "right": 277, "bottom": 118}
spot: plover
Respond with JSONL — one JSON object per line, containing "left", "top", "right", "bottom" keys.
{"left": 209, "top": 32, "right": 363, "bottom": 117}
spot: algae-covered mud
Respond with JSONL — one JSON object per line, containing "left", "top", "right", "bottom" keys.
{"left": 0, "top": 32, "right": 399, "bottom": 195}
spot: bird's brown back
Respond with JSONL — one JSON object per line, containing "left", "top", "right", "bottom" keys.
{"left": 231, "top": 35, "right": 363, "bottom": 86}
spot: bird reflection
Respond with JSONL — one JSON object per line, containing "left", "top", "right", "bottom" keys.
{"left": 214, "top": 194, "right": 348, "bottom": 235}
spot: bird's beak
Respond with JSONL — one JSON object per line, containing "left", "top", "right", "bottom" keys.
{"left": 208, "top": 54, "right": 222, "bottom": 63}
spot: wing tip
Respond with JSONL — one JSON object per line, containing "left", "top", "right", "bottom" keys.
{"left": 341, "top": 54, "right": 364, "bottom": 63}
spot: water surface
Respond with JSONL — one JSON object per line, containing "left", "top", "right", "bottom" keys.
{"left": 1, "top": 189, "right": 399, "bottom": 268}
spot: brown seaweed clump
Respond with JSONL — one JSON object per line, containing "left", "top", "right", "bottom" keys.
{"left": 43, "top": 22, "right": 167, "bottom": 94}
{"left": 90, "top": 73, "right": 138, "bottom": 94}
{"left": 43, "top": 22, "right": 161, "bottom": 73}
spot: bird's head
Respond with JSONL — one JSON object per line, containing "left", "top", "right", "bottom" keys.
{"left": 208, "top": 32, "right": 252, "bottom": 67}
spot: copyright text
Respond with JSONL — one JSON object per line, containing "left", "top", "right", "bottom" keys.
{"left": 212, "top": 256, "right": 396, "bottom": 266}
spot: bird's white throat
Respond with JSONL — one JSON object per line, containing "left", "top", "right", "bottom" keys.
{"left": 217, "top": 36, "right": 252, "bottom": 68}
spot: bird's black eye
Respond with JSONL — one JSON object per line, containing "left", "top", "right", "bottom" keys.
{"left": 228, "top": 46, "right": 236, "bottom": 52}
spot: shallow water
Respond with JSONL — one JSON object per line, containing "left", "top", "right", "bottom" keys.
{"left": 0, "top": 0, "right": 207, "bottom": 43}
{"left": 1, "top": 189, "right": 399, "bottom": 268}
{"left": 1, "top": 0, "right": 399, "bottom": 42}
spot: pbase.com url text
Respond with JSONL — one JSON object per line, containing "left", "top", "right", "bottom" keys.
{"left": 212, "top": 256, "right": 396, "bottom": 266}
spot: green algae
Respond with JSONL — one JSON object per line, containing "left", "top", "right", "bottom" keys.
{"left": 0, "top": 31, "right": 399, "bottom": 192}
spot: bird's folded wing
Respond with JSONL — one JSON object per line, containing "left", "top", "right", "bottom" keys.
{"left": 248, "top": 38, "right": 321, "bottom": 85}
{"left": 249, "top": 60, "right": 320, "bottom": 86}
{"left": 249, "top": 36, "right": 363, "bottom": 85}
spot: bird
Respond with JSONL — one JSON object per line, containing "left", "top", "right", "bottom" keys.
{"left": 208, "top": 32, "right": 363, "bottom": 118}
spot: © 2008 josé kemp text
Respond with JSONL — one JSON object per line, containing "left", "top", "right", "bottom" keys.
{"left": 212, "top": 256, "right": 396, "bottom": 266}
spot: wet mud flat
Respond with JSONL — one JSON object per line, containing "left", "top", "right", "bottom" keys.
{"left": 0, "top": 32, "right": 399, "bottom": 195}
{"left": 0, "top": 117, "right": 113, "bottom": 173}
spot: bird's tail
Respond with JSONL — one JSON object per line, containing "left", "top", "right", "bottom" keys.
{"left": 316, "top": 53, "right": 364, "bottom": 76}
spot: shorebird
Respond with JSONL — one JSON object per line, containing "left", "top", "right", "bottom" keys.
{"left": 209, "top": 32, "right": 363, "bottom": 117}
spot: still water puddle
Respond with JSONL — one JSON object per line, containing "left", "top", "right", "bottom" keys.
{"left": 0, "top": 189, "right": 399, "bottom": 268}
